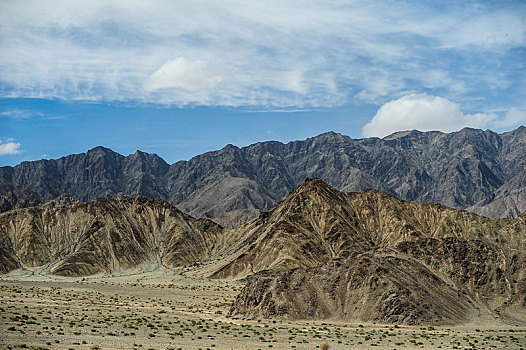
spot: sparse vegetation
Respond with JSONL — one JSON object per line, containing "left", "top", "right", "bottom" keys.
{"left": 0, "top": 275, "right": 525, "bottom": 349}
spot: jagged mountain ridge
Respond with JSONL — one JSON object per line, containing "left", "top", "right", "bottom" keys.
{"left": 228, "top": 179, "right": 526, "bottom": 325}
{"left": 0, "top": 196, "right": 225, "bottom": 276}
{"left": 1, "top": 126, "right": 525, "bottom": 227}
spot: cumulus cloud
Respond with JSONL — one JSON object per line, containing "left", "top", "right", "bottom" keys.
{"left": 362, "top": 94, "right": 499, "bottom": 138}
{"left": 0, "top": 1, "right": 524, "bottom": 107}
{"left": 144, "top": 57, "right": 221, "bottom": 92}
{"left": 0, "top": 139, "right": 22, "bottom": 155}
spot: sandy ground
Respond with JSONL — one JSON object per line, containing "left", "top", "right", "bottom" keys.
{"left": 1, "top": 268, "right": 525, "bottom": 350}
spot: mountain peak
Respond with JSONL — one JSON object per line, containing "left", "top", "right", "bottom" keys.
{"left": 319, "top": 130, "right": 340, "bottom": 136}
{"left": 383, "top": 129, "right": 421, "bottom": 140}
{"left": 219, "top": 143, "right": 240, "bottom": 153}
{"left": 314, "top": 131, "right": 348, "bottom": 141}
{"left": 289, "top": 177, "right": 340, "bottom": 198}
{"left": 86, "top": 146, "right": 118, "bottom": 156}
{"left": 301, "top": 177, "right": 329, "bottom": 187}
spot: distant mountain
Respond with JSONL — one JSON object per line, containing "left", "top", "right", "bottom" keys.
{"left": 228, "top": 179, "right": 526, "bottom": 325}
{"left": 1, "top": 126, "right": 525, "bottom": 227}
{"left": 0, "top": 196, "right": 225, "bottom": 276}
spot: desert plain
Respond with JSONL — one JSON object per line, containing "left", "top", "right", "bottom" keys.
{"left": 1, "top": 267, "right": 525, "bottom": 350}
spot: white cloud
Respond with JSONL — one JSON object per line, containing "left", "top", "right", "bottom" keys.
{"left": 0, "top": 139, "right": 22, "bottom": 155}
{"left": 438, "top": 12, "right": 526, "bottom": 49}
{"left": 144, "top": 57, "right": 221, "bottom": 92}
{"left": 0, "top": 1, "right": 524, "bottom": 107}
{"left": 493, "top": 108, "right": 526, "bottom": 128}
{"left": 362, "top": 94, "right": 499, "bottom": 138}
{"left": 356, "top": 90, "right": 380, "bottom": 104}
{"left": 0, "top": 109, "right": 44, "bottom": 120}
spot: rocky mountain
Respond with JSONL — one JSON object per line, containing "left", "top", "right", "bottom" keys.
{"left": 213, "top": 178, "right": 507, "bottom": 278}
{"left": 1, "top": 178, "right": 525, "bottom": 325}
{"left": 228, "top": 179, "right": 526, "bottom": 325}
{"left": 0, "top": 196, "right": 225, "bottom": 276}
{"left": 1, "top": 126, "right": 525, "bottom": 227}
{"left": 0, "top": 180, "right": 40, "bottom": 213}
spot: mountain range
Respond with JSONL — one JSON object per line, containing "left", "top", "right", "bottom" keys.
{"left": 1, "top": 178, "right": 524, "bottom": 325}
{"left": 1, "top": 126, "right": 525, "bottom": 229}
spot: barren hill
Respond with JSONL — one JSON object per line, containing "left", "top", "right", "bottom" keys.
{"left": 214, "top": 178, "right": 507, "bottom": 278}
{"left": 228, "top": 179, "right": 526, "bottom": 325}
{"left": 0, "top": 196, "right": 225, "bottom": 276}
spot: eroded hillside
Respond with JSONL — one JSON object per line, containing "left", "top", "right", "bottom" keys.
{"left": 0, "top": 196, "right": 225, "bottom": 276}
{"left": 228, "top": 179, "right": 526, "bottom": 325}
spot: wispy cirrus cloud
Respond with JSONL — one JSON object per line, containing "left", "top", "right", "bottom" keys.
{"left": 0, "top": 108, "right": 69, "bottom": 121}
{"left": 0, "top": 109, "right": 44, "bottom": 120}
{"left": 0, "top": 1, "right": 525, "bottom": 109}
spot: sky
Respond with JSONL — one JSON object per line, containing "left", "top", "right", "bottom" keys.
{"left": 1, "top": 0, "right": 525, "bottom": 166}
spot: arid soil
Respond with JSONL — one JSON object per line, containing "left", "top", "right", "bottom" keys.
{"left": 1, "top": 269, "right": 525, "bottom": 350}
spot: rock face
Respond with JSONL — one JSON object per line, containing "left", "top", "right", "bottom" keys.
{"left": 0, "top": 196, "right": 225, "bottom": 276}
{"left": 0, "top": 180, "right": 40, "bottom": 213}
{"left": 232, "top": 253, "right": 475, "bottom": 325}
{"left": 214, "top": 178, "right": 506, "bottom": 278}
{"left": 229, "top": 179, "right": 526, "bottom": 325}
{"left": 1, "top": 127, "right": 525, "bottom": 227}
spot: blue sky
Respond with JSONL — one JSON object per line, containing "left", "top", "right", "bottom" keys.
{"left": 1, "top": 0, "right": 525, "bottom": 166}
